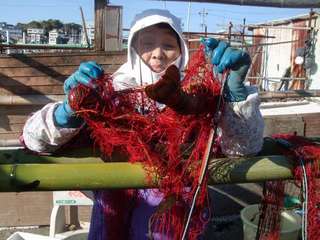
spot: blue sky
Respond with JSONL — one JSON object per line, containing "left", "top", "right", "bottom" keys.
{"left": 1, "top": 0, "right": 317, "bottom": 32}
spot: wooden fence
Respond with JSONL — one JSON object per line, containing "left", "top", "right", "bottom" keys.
{"left": 0, "top": 51, "right": 127, "bottom": 226}
{"left": 0, "top": 51, "right": 126, "bottom": 140}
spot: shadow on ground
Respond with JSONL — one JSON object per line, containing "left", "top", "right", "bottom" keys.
{"left": 203, "top": 183, "right": 263, "bottom": 239}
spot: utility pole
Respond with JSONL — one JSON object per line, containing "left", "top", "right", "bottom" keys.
{"left": 198, "top": 8, "right": 208, "bottom": 34}
{"left": 241, "top": 18, "right": 246, "bottom": 49}
{"left": 186, "top": 1, "right": 191, "bottom": 40}
{"left": 228, "top": 21, "right": 233, "bottom": 43}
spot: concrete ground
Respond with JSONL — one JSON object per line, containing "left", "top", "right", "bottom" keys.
{"left": 0, "top": 183, "right": 263, "bottom": 240}
{"left": 0, "top": 226, "right": 49, "bottom": 239}
{"left": 204, "top": 183, "right": 263, "bottom": 239}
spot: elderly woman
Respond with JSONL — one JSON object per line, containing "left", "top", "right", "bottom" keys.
{"left": 23, "top": 9, "right": 263, "bottom": 240}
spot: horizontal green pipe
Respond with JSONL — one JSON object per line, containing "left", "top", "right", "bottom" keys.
{"left": 0, "top": 137, "right": 310, "bottom": 191}
{"left": 207, "top": 155, "right": 293, "bottom": 185}
{"left": 0, "top": 162, "right": 154, "bottom": 192}
{"left": 0, "top": 155, "right": 293, "bottom": 192}
{"left": 0, "top": 148, "right": 104, "bottom": 164}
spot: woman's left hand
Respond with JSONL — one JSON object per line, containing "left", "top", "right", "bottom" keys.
{"left": 203, "top": 38, "right": 251, "bottom": 102}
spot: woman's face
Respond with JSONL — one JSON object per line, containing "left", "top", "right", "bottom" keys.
{"left": 133, "top": 25, "right": 181, "bottom": 73}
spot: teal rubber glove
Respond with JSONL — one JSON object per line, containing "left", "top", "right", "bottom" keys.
{"left": 203, "top": 38, "right": 251, "bottom": 102}
{"left": 54, "top": 61, "right": 104, "bottom": 128}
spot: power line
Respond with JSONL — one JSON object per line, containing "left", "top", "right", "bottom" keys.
{"left": 198, "top": 8, "right": 208, "bottom": 32}
{"left": 186, "top": 1, "right": 192, "bottom": 33}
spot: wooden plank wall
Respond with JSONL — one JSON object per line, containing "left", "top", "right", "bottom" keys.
{"left": 105, "top": 5, "right": 123, "bottom": 51}
{"left": 0, "top": 192, "right": 91, "bottom": 227}
{"left": 0, "top": 51, "right": 126, "bottom": 227}
{"left": 0, "top": 192, "right": 53, "bottom": 226}
{"left": 0, "top": 51, "right": 126, "bottom": 95}
{"left": 0, "top": 51, "right": 126, "bottom": 140}
{"left": 264, "top": 113, "right": 320, "bottom": 137}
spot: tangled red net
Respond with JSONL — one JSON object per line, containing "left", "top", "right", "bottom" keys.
{"left": 69, "top": 45, "right": 222, "bottom": 240}
{"left": 257, "top": 134, "right": 320, "bottom": 240}
{"left": 63, "top": 41, "right": 320, "bottom": 239}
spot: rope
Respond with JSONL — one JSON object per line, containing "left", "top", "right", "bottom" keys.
{"left": 299, "top": 156, "right": 308, "bottom": 240}
{"left": 181, "top": 70, "right": 229, "bottom": 240}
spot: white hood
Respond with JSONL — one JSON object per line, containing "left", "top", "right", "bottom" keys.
{"left": 112, "top": 9, "right": 189, "bottom": 91}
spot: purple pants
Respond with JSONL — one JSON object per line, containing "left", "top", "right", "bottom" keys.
{"left": 88, "top": 189, "right": 166, "bottom": 240}
{"left": 88, "top": 190, "right": 208, "bottom": 239}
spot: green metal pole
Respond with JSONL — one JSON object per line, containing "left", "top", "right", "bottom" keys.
{"left": 0, "top": 138, "right": 308, "bottom": 192}
{"left": 0, "top": 155, "right": 293, "bottom": 192}
{"left": 207, "top": 155, "right": 293, "bottom": 185}
{"left": 0, "top": 162, "right": 154, "bottom": 192}
{"left": 0, "top": 148, "right": 104, "bottom": 164}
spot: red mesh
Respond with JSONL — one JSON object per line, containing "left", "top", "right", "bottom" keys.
{"left": 256, "top": 181, "right": 285, "bottom": 240}
{"left": 257, "top": 134, "right": 320, "bottom": 240}
{"left": 69, "top": 45, "right": 222, "bottom": 240}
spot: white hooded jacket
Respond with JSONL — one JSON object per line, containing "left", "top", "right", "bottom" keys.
{"left": 23, "top": 9, "right": 264, "bottom": 156}
{"left": 112, "top": 9, "right": 188, "bottom": 90}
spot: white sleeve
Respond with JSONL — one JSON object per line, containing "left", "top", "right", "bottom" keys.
{"left": 112, "top": 63, "right": 139, "bottom": 91}
{"left": 22, "top": 102, "right": 81, "bottom": 153}
{"left": 219, "top": 87, "right": 264, "bottom": 156}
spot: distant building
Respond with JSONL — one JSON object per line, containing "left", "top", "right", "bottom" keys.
{"left": 27, "top": 28, "right": 45, "bottom": 44}
{"left": 249, "top": 12, "right": 320, "bottom": 90}
{"left": 49, "top": 29, "right": 59, "bottom": 44}
{"left": 67, "top": 30, "right": 81, "bottom": 45}
{"left": 48, "top": 29, "right": 68, "bottom": 44}
{"left": 0, "top": 22, "right": 22, "bottom": 43}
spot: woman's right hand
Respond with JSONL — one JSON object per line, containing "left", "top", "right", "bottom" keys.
{"left": 53, "top": 61, "right": 104, "bottom": 128}
{"left": 63, "top": 61, "right": 104, "bottom": 95}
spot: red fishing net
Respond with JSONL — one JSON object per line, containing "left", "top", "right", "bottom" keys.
{"left": 69, "top": 45, "right": 222, "bottom": 240}
{"left": 257, "top": 134, "right": 320, "bottom": 240}
{"left": 256, "top": 181, "right": 285, "bottom": 240}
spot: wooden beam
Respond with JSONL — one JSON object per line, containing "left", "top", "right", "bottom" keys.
{"left": 105, "top": 5, "right": 123, "bottom": 51}
{"left": 0, "top": 43, "right": 92, "bottom": 50}
{"left": 160, "top": 0, "right": 320, "bottom": 8}
{"left": 0, "top": 95, "right": 64, "bottom": 105}
{"left": 184, "top": 31, "right": 275, "bottom": 39}
{"left": 94, "top": 0, "right": 106, "bottom": 51}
